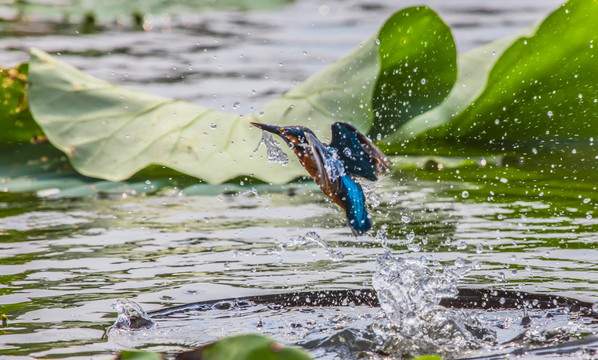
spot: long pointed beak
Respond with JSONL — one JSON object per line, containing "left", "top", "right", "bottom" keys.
{"left": 250, "top": 122, "right": 283, "bottom": 136}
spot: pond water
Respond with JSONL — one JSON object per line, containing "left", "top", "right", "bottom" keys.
{"left": 2, "top": 0, "right": 597, "bottom": 359}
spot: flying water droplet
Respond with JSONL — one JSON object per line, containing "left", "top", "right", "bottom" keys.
{"left": 254, "top": 131, "right": 289, "bottom": 166}
{"left": 407, "top": 243, "right": 421, "bottom": 252}
{"left": 266, "top": 231, "right": 343, "bottom": 261}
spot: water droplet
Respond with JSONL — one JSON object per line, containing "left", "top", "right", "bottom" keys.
{"left": 461, "top": 190, "right": 469, "bottom": 198}
{"left": 476, "top": 243, "right": 484, "bottom": 254}
{"left": 210, "top": 123, "right": 217, "bottom": 129}
{"left": 547, "top": 110, "right": 553, "bottom": 118}
{"left": 111, "top": 299, "right": 155, "bottom": 330}
{"left": 254, "top": 131, "right": 289, "bottom": 166}
{"left": 420, "top": 78, "right": 426, "bottom": 85}
{"left": 233, "top": 101, "right": 240, "bottom": 109}
{"left": 401, "top": 215, "right": 410, "bottom": 223}
{"left": 407, "top": 243, "right": 421, "bottom": 252}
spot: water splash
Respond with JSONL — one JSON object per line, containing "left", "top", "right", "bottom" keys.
{"left": 371, "top": 251, "right": 493, "bottom": 358}
{"left": 266, "top": 231, "right": 344, "bottom": 261}
{"left": 111, "top": 298, "right": 155, "bottom": 330}
{"left": 254, "top": 130, "right": 289, "bottom": 166}
{"left": 322, "top": 148, "right": 345, "bottom": 182}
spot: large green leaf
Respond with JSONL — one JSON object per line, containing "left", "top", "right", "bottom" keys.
{"left": 0, "top": 63, "right": 44, "bottom": 144}
{"left": 190, "top": 334, "right": 312, "bottom": 360}
{"left": 384, "top": 0, "right": 598, "bottom": 158}
{"left": 116, "top": 350, "right": 162, "bottom": 360}
{"left": 380, "top": 33, "right": 531, "bottom": 153}
{"left": 113, "top": 335, "right": 312, "bottom": 360}
{"left": 28, "top": 48, "right": 292, "bottom": 184}
{"left": 260, "top": 6, "right": 456, "bottom": 139}
{"left": 371, "top": 6, "right": 456, "bottom": 137}
{"left": 27, "top": 6, "right": 455, "bottom": 184}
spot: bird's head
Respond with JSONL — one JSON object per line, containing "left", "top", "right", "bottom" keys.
{"left": 250, "top": 122, "right": 315, "bottom": 152}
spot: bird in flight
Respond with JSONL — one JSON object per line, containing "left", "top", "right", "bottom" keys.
{"left": 251, "top": 121, "right": 391, "bottom": 236}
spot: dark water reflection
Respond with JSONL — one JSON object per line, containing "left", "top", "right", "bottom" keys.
{"left": 3, "top": 0, "right": 595, "bottom": 358}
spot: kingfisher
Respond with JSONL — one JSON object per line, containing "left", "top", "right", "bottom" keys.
{"left": 250, "top": 121, "right": 391, "bottom": 236}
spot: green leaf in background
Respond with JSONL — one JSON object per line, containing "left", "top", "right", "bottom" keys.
{"left": 0, "top": 63, "right": 44, "bottom": 144}
{"left": 257, "top": 32, "right": 378, "bottom": 138}
{"left": 27, "top": 6, "right": 454, "bottom": 184}
{"left": 182, "top": 334, "right": 313, "bottom": 360}
{"left": 371, "top": 6, "right": 456, "bottom": 137}
{"left": 260, "top": 6, "right": 456, "bottom": 139}
{"left": 116, "top": 350, "right": 163, "bottom": 360}
{"left": 27, "top": 48, "right": 304, "bottom": 184}
{"left": 410, "top": 356, "right": 443, "bottom": 360}
{"left": 387, "top": 0, "right": 598, "bottom": 159}
{"left": 380, "top": 31, "right": 533, "bottom": 154}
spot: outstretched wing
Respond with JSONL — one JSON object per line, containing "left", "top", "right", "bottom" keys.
{"left": 328, "top": 122, "right": 391, "bottom": 181}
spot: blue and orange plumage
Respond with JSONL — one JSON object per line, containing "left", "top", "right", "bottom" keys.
{"left": 250, "top": 121, "right": 391, "bottom": 236}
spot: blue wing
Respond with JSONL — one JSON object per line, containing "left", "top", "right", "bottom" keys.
{"left": 328, "top": 122, "right": 391, "bottom": 181}
{"left": 306, "top": 132, "right": 371, "bottom": 236}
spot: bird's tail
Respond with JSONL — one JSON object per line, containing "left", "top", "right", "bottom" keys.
{"left": 340, "top": 176, "right": 371, "bottom": 236}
